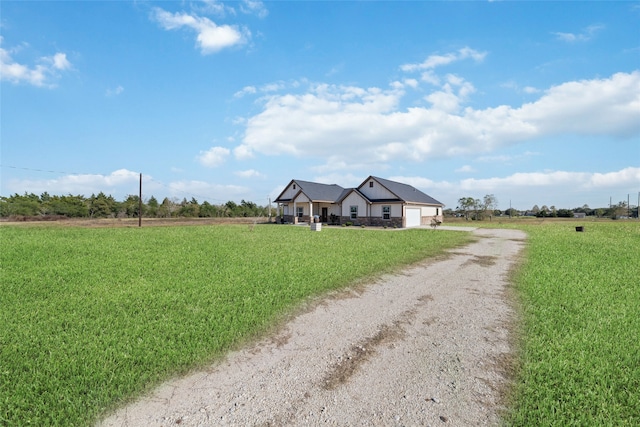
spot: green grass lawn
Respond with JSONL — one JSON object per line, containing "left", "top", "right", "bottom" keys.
{"left": 507, "top": 221, "right": 640, "bottom": 425}
{"left": 3, "top": 220, "right": 638, "bottom": 426}
{"left": 0, "top": 224, "right": 471, "bottom": 426}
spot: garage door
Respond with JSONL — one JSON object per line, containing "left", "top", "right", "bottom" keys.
{"left": 406, "top": 208, "right": 421, "bottom": 228}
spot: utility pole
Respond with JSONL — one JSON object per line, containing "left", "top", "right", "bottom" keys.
{"left": 139, "top": 173, "right": 142, "bottom": 228}
{"left": 268, "top": 197, "right": 271, "bottom": 222}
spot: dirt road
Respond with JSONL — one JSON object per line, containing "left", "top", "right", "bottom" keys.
{"left": 98, "top": 228, "right": 526, "bottom": 426}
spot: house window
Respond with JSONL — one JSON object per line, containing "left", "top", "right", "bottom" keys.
{"left": 436, "top": 208, "right": 439, "bottom": 216}
{"left": 293, "top": 184, "right": 296, "bottom": 190}
{"left": 297, "top": 206, "right": 304, "bottom": 217}
{"left": 350, "top": 206, "right": 358, "bottom": 220}
{"left": 369, "top": 181, "right": 374, "bottom": 188}
{"left": 382, "top": 205, "right": 391, "bottom": 220}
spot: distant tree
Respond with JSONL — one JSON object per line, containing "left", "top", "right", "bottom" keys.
{"left": 88, "top": 192, "right": 115, "bottom": 218}
{"left": 120, "top": 195, "right": 143, "bottom": 218}
{"left": 146, "top": 196, "right": 159, "bottom": 217}
{"left": 482, "top": 194, "right": 498, "bottom": 220}
{"left": 505, "top": 208, "right": 519, "bottom": 217}
{"left": 224, "top": 200, "right": 239, "bottom": 217}
{"left": 178, "top": 197, "right": 199, "bottom": 217}
{"left": 48, "top": 194, "right": 89, "bottom": 217}
{"left": 0, "top": 193, "right": 41, "bottom": 216}
{"left": 610, "top": 201, "right": 628, "bottom": 219}
{"left": 199, "top": 201, "right": 219, "bottom": 217}
{"left": 158, "top": 197, "right": 175, "bottom": 218}
{"left": 575, "top": 204, "right": 593, "bottom": 216}
{"left": 457, "top": 197, "right": 476, "bottom": 220}
{"left": 240, "top": 199, "right": 259, "bottom": 217}
{"left": 557, "top": 209, "right": 573, "bottom": 218}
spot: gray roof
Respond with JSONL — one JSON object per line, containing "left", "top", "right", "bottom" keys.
{"left": 367, "top": 176, "right": 444, "bottom": 206}
{"left": 276, "top": 177, "right": 443, "bottom": 206}
{"left": 295, "top": 180, "right": 345, "bottom": 202}
{"left": 275, "top": 179, "right": 345, "bottom": 203}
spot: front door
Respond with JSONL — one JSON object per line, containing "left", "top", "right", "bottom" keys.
{"left": 321, "top": 207, "right": 328, "bottom": 223}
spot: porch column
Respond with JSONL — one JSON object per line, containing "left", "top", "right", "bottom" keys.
{"left": 293, "top": 201, "right": 298, "bottom": 224}
{"left": 309, "top": 201, "right": 313, "bottom": 222}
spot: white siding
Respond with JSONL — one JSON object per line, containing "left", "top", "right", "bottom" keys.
{"left": 279, "top": 183, "right": 300, "bottom": 201}
{"left": 359, "top": 179, "right": 396, "bottom": 200}
{"left": 371, "top": 203, "right": 402, "bottom": 218}
{"left": 341, "top": 191, "right": 368, "bottom": 217}
{"left": 420, "top": 206, "right": 440, "bottom": 217}
{"left": 329, "top": 206, "right": 341, "bottom": 216}
{"left": 293, "top": 193, "right": 310, "bottom": 203}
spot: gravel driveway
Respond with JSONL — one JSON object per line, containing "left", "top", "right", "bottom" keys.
{"left": 98, "top": 228, "right": 526, "bottom": 426}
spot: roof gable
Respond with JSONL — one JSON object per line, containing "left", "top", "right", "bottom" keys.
{"left": 336, "top": 188, "right": 369, "bottom": 204}
{"left": 360, "top": 176, "right": 443, "bottom": 206}
{"left": 275, "top": 179, "right": 344, "bottom": 203}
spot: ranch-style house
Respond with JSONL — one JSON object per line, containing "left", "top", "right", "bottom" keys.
{"left": 274, "top": 176, "right": 444, "bottom": 228}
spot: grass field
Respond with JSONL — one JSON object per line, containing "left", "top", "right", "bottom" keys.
{"left": 0, "top": 224, "right": 472, "bottom": 426}
{"left": 2, "top": 220, "right": 638, "bottom": 426}
{"left": 505, "top": 220, "right": 640, "bottom": 425}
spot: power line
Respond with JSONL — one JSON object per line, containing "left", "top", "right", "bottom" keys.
{"left": 0, "top": 164, "right": 126, "bottom": 177}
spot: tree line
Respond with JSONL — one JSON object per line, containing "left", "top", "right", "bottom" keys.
{"left": 452, "top": 194, "right": 638, "bottom": 220}
{"left": 0, "top": 192, "right": 274, "bottom": 219}
{"left": 2, "top": 191, "right": 636, "bottom": 220}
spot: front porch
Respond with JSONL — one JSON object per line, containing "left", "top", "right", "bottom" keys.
{"left": 277, "top": 201, "right": 336, "bottom": 224}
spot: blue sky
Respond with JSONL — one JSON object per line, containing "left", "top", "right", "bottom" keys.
{"left": 1, "top": 1, "right": 639, "bottom": 211}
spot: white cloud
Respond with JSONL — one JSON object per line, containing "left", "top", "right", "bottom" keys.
{"left": 0, "top": 37, "right": 72, "bottom": 87}
{"left": 400, "top": 47, "right": 487, "bottom": 72}
{"left": 238, "top": 71, "right": 640, "bottom": 166}
{"left": 50, "top": 52, "right": 71, "bottom": 70}
{"left": 425, "top": 74, "right": 476, "bottom": 112}
{"left": 455, "top": 165, "right": 476, "bottom": 173}
{"left": 197, "top": 146, "right": 230, "bottom": 167}
{"left": 240, "top": 0, "right": 268, "bottom": 18}
{"left": 106, "top": 85, "right": 124, "bottom": 97}
{"left": 235, "top": 169, "right": 265, "bottom": 179}
{"left": 152, "top": 8, "right": 249, "bottom": 54}
{"left": 458, "top": 167, "right": 640, "bottom": 194}
{"left": 515, "top": 71, "right": 640, "bottom": 138}
{"left": 403, "top": 78, "right": 419, "bottom": 89}
{"left": 553, "top": 24, "right": 604, "bottom": 43}
{"left": 501, "top": 80, "right": 540, "bottom": 94}
{"left": 388, "top": 167, "right": 640, "bottom": 210}
{"left": 420, "top": 70, "right": 441, "bottom": 86}
{"left": 168, "top": 180, "right": 248, "bottom": 201}
{"left": 194, "top": 0, "right": 231, "bottom": 17}
{"left": 4, "top": 169, "right": 140, "bottom": 196}
{"left": 588, "top": 167, "right": 640, "bottom": 188}
{"left": 233, "top": 80, "right": 294, "bottom": 98}
{"left": 233, "top": 144, "right": 254, "bottom": 159}
{"left": 234, "top": 85, "right": 257, "bottom": 98}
